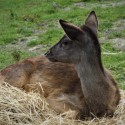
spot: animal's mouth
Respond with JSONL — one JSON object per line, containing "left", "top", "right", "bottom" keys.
{"left": 47, "top": 57, "right": 58, "bottom": 62}
{"left": 44, "top": 51, "right": 58, "bottom": 62}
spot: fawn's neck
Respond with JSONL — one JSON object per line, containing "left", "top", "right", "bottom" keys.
{"left": 75, "top": 51, "right": 110, "bottom": 108}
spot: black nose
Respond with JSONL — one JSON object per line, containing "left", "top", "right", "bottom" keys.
{"left": 44, "top": 50, "right": 51, "bottom": 56}
{"left": 45, "top": 49, "right": 57, "bottom": 62}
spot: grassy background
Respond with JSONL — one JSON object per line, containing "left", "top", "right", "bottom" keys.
{"left": 0, "top": 0, "right": 125, "bottom": 88}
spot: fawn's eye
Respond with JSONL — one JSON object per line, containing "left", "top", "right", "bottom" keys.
{"left": 61, "top": 41, "right": 69, "bottom": 47}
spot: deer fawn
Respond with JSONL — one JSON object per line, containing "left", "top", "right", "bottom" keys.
{"left": 0, "top": 11, "right": 120, "bottom": 119}
{"left": 45, "top": 11, "right": 120, "bottom": 118}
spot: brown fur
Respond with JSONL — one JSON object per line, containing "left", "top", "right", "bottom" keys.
{"left": 0, "top": 56, "right": 84, "bottom": 117}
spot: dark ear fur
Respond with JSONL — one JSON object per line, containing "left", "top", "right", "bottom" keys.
{"left": 59, "top": 19, "right": 83, "bottom": 40}
{"left": 85, "top": 11, "right": 98, "bottom": 35}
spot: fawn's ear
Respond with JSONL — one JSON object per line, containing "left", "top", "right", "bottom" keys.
{"left": 85, "top": 11, "right": 98, "bottom": 35}
{"left": 59, "top": 19, "right": 83, "bottom": 40}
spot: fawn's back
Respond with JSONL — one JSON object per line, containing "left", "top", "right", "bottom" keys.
{"left": 0, "top": 56, "right": 79, "bottom": 93}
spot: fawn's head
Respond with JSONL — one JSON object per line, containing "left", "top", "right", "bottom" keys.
{"left": 45, "top": 11, "right": 101, "bottom": 65}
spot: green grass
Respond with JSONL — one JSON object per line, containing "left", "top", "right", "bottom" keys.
{"left": 101, "top": 42, "right": 125, "bottom": 88}
{"left": 0, "top": 0, "right": 125, "bottom": 89}
{"left": 0, "top": 0, "right": 125, "bottom": 45}
{"left": 0, "top": 49, "right": 36, "bottom": 69}
{"left": 108, "top": 29, "right": 125, "bottom": 39}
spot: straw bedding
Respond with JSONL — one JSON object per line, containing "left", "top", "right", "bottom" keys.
{"left": 0, "top": 82, "right": 125, "bottom": 125}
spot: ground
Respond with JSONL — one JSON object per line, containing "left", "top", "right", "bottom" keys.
{"left": 0, "top": 0, "right": 125, "bottom": 88}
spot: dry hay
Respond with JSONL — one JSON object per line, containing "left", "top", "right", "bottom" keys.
{"left": 0, "top": 83, "right": 125, "bottom": 125}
